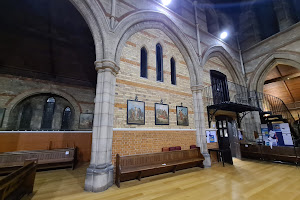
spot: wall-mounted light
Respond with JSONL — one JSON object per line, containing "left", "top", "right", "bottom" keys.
{"left": 220, "top": 31, "right": 228, "bottom": 40}
{"left": 161, "top": 0, "right": 172, "bottom": 6}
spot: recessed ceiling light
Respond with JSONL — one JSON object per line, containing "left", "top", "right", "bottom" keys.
{"left": 161, "top": 0, "right": 172, "bottom": 6}
{"left": 220, "top": 31, "right": 228, "bottom": 39}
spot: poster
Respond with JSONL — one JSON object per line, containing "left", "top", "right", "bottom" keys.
{"left": 282, "top": 133, "right": 293, "bottom": 146}
{"left": 279, "top": 123, "right": 291, "bottom": 134}
{"left": 206, "top": 130, "right": 217, "bottom": 143}
{"left": 261, "top": 124, "right": 269, "bottom": 136}
{"left": 272, "top": 124, "right": 281, "bottom": 132}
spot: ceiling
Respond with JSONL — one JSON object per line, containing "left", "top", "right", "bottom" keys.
{"left": 263, "top": 65, "right": 300, "bottom": 119}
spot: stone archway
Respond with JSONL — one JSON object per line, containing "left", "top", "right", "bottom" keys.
{"left": 113, "top": 11, "right": 211, "bottom": 166}
{"left": 69, "top": 0, "right": 108, "bottom": 61}
{"left": 114, "top": 11, "right": 201, "bottom": 87}
{"left": 84, "top": 10, "right": 213, "bottom": 193}
{"left": 3, "top": 88, "right": 82, "bottom": 130}
{"left": 249, "top": 51, "right": 300, "bottom": 92}
{"left": 201, "top": 46, "right": 245, "bottom": 86}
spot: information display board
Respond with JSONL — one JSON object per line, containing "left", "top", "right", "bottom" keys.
{"left": 206, "top": 129, "right": 217, "bottom": 143}
{"left": 261, "top": 123, "right": 293, "bottom": 146}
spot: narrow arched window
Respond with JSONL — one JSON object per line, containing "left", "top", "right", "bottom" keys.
{"left": 19, "top": 103, "right": 32, "bottom": 130}
{"left": 156, "top": 43, "right": 163, "bottom": 82}
{"left": 171, "top": 57, "right": 176, "bottom": 85}
{"left": 140, "top": 47, "right": 148, "bottom": 78}
{"left": 61, "top": 107, "right": 72, "bottom": 130}
{"left": 41, "top": 97, "right": 56, "bottom": 129}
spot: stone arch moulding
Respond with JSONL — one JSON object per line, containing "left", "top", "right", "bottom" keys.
{"left": 69, "top": 0, "right": 109, "bottom": 61}
{"left": 3, "top": 88, "right": 82, "bottom": 129}
{"left": 249, "top": 51, "right": 300, "bottom": 92}
{"left": 201, "top": 46, "right": 245, "bottom": 86}
{"left": 113, "top": 11, "right": 201, "bottom": 87}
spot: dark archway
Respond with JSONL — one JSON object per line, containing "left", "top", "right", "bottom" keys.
{"left": 0, "top": 0, "right": 96, "bottom": 87}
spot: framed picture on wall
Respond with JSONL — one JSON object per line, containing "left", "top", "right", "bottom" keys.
{"left": 0, "top": 108, "right": 5, "bottom": 127}
{"left": 155, "top": 103, "right": 169, "bottom": 125}
{"left": 176, "top": 106, "right": 189, "bottom": 126}
{"left": 79, "top": 113, "right": 94, "bottom": 129}
{"left": 127, "top": 100, "right": 145, "bottom": 125}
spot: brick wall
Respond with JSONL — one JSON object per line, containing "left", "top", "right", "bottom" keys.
{"left": 111, "top": 130, "right": 196, "bottom": 164}
{"left": 113, "top": 28, "right": 196, "bottom": 157}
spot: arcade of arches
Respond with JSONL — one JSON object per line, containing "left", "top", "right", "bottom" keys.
{"left": 0, "top": 0, "right": 300, "bottom": 196}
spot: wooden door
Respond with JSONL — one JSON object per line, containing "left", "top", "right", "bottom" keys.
{"left": 216, "top": 117, "right": 233, "bottom": 165}
{"left": 210, "top": 70, "right": 230, "bottom": 104}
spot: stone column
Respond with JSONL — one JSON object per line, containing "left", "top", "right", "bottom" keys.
{"left": 272, "top": 0, "right": 296, "bottom": 31}
{"left": 84, "top": 59, "right": 119, "bottom": 192}
{"left": 191, "top": 85, "right": 211, "bottom": 167}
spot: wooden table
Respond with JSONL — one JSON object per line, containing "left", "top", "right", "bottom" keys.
{"left": 208, "top": 148, "right": 228, "bottom": 167}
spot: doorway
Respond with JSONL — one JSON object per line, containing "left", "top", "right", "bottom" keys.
{"left": 216, "top": 115, "right": 241, "bottom": 164}
{"left": 210, "top": 70, "right": 230, "bottom": 104}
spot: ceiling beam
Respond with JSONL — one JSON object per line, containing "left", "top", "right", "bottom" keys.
{"left": 275, "top": 66, "right": 296, "bottom": 104}
{"left": 264, "top": 72, "right": 300, "bottom": 85}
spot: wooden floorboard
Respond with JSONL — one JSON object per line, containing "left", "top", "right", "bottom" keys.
{"left": 17, "top": 159, "right": 300, "bottom": 200}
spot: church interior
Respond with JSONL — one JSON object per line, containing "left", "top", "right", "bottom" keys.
{"left": 0, "top": 0, "right": 300, "bottom": 199}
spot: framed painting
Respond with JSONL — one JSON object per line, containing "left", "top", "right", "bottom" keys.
{"left": 155, "top": 103, "right": 169, "bottom": 125}
{"left": 176, "top": 106, "right": 189, "bottom": 126}
{"left": 0, "top": 108, "right": 5, "bottom": 127}
{"left": 127, "top": 100, "right": 145, "bottom": 125}
{"left": 79, "top": 113, "right": 94, "bottom": 129}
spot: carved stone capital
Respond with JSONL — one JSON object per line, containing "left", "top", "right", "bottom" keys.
{"left": 95, "top": 59, "right": 120, "bottom": 75}
{"left": 191, "top": 85, "right": 204, "bottom": 92}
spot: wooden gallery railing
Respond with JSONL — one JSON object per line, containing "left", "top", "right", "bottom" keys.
{"left": 115, "top": 147, "right": 205, "bottom": 187}
{"left": 0, "top": 159, "right": 37, "bottom": 200}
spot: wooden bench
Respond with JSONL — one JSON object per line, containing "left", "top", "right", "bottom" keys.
{"left": 0, "top": 148, "right": 77, "bottom": 175}
{"left": 0, "top": 159, "right": 37, "bottom": 200}
{"left": 115, "top": 147, "right": 204, "bottom": 187}
{"left": 241, "top": 144, "right": 299, "bottom": 165}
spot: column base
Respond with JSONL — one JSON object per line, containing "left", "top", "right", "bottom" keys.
{"left": 203, "top": 153, "right": 211, "bottom": 167}
{"left": 84, "top": 164, "right": 114, "bottom": 192}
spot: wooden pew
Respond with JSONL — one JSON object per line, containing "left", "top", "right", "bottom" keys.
{"left": 240, "top": 144, "right": 262, "bottom": 160}
{"left": 0, "top": 148, "right": 77, "bottom": 175}
{"left": 241, "top": 144, "right": 299, "bottom": 164}
{"left": 0, "top": 159, "right": 37, "bottom": 200}
{"left": 115, "top": 147, "right": 204, "bottom": 188}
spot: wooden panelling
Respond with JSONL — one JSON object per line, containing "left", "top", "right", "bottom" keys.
{"left": 0, "top": 132, "right": 92, "bottom": 162}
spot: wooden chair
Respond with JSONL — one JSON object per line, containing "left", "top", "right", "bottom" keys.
{"left": 169, "top": 147, "right": 176, "bottom": 151}
{"left": 175, "top": 146, "right": 181, "bottom": 150}
{"left": 162, "top": 147, "right": 169, "bottom": 152}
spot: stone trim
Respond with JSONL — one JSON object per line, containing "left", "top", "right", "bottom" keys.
{"left": 191, "top": 85, "right": 204, "bottom": 92}
{"left": 95, "top": 60, "right": 120, "bottom": 75}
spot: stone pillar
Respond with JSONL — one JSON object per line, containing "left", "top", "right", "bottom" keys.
{"left": 272, "top": 0, "right": 296, "bottom": 31}
{"left": 191, "top": 85, "right": 211, "bottom": 167}
{"left": 84, "top": 59, "right": 119, "bottom": 193}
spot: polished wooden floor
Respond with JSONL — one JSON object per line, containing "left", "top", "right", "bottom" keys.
{"left": 23, "top": 159, "right": 300, "bottom": 200}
